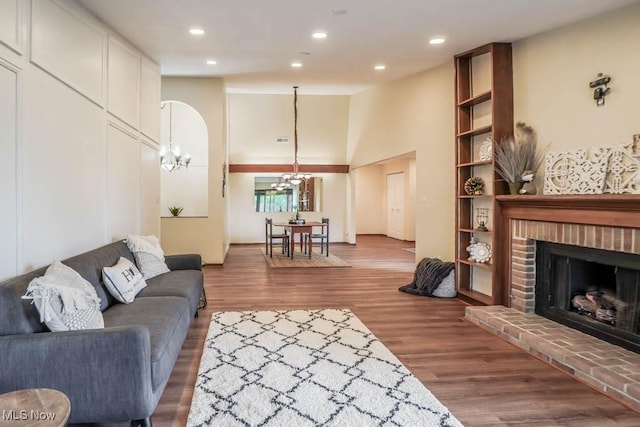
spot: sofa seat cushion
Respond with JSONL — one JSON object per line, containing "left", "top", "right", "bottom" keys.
{"left": 137, "top": 270, "right": 203, "bottom": 315}
{"left": 102, "top": 296, "right": 191, "bottom": 390}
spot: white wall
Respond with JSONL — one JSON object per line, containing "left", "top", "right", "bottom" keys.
{"left": 228, "top": 93, "right": 350, "bottom": 243}
{"left": 0, "top": 0, "right": 161, "bottom": 279}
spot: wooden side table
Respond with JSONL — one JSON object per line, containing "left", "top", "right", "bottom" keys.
{"left": 0, "top": 388, "right": 70, "bottom": 426}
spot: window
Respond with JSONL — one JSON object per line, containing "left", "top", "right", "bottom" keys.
{"left": 255, "top": 189, "right": 294, "bottom": 212}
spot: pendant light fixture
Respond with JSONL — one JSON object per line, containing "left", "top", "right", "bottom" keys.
{"left": 160, "top": 102, "right": 191, "bottom": 172}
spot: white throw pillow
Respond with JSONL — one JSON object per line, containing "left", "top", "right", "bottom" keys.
{"left": 126, "top": 235, "right": 170, "bottom": 279}
{"left": 432, "top": 270, "right": 457, "bottom": 298}
{"left": 103, "top": 257, "right": 147, "bottom": 303}
{"left": 22, "top": 261, "right": 104, "bottom": 331}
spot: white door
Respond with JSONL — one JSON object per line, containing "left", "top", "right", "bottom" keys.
{"left": 386, "top": 173, "right": 404, "bottom": 240}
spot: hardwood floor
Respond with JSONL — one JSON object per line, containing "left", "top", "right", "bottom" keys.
{"left": 112, "top": 235, "right": 640, "bottom": 426}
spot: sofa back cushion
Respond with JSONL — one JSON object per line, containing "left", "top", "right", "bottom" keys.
{"left": 0, "top": 266, "right": 49, "bottom": 335}
{"left": 0, "top": 240, "right": 136, "bottom": 336}
{"left": 63, "top": 241, "right": 135, "bottom": 311}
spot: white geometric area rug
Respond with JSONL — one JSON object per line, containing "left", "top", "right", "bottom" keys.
{"left": 187, "top": 309, "right": 463, "bottom": 427}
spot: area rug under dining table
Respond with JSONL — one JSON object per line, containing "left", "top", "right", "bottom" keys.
{"left": 260, "top": 248, "right": 351, "bottom": 268}
{"left": 187, "top": 309, "right": 462, "bottom": 426}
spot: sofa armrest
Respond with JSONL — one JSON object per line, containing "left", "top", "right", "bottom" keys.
{"left": 0, "top": 326, "right": 155, "bottom": 423}
{"left": 165, "top": 253, "right": 202, "bottom": 271}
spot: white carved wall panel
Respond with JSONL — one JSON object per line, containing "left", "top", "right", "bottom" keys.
{"left": 0, "top": 0, "right": 20, "bottom": 52}
{"left": 31, "top": 0, "right": 104, "bottom": 104}
{"left": 603, "top": 144, "right": 640, "bottom": 194}
{"left": 140, "top": 140, "right": 160, "bottom": 236}
{"left": 0, "top": 62, "right": 18, "bottom": 280}
{"left": 544, "top": 149, "right": 608, "bottom": 194}
{"left": 140, "top": 59, "right": 161, "bottom": 142}
{"left": 107, "top": 122, "right": 140, "bottom": 241}
{"left": 108, "top": 38, "right": 140, "bottom": 128}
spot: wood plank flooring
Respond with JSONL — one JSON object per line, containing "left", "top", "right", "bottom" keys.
{"left": 94, "top": 235, "right": 640, "bottom": 426}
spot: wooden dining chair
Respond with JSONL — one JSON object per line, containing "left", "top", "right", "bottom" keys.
{"left": 306, "top": 217, "right": 330, "bottom": 256}
{"left": 265, "top": 218, "right": 289, "bottom": 257}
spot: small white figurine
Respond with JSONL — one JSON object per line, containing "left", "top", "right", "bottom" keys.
{"left": 519, "top": 170, "right": 537, "bottom": 195}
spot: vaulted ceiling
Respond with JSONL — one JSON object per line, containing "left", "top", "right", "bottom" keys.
{"left": 78, "top": 0, "right": 639, "bottom": 94}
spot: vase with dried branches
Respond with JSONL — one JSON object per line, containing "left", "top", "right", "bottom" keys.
{"left": 494, "top": 122, "right": 548, "bottom": 194}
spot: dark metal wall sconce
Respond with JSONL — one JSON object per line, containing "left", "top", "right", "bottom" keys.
{"left": 589, "top": 73, "right": 611, "bottom": 106}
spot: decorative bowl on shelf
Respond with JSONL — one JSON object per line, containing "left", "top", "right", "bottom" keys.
{"left": 464, "top": 177, "right": 485, "bottom": 196}
{"left": 466, "top": 241, "right": 492, "bottom": 263}
{"left": 478, "top": 138, "right": 493, "bottom": 161}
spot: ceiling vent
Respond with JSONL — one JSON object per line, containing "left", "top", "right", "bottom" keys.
{"left": 276, "top": 136, "right": 290, "bottom": 144}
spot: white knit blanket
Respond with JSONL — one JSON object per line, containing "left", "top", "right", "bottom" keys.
{"left": 126, "top": 234, "right": 165, "bottom": 259}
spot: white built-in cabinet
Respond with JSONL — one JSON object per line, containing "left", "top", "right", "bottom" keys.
{"left": 0, "top": 0, "right": 162, "bottom": 279}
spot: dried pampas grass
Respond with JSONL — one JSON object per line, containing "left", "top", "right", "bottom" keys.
{"left": 494, "top": 122, "right": 548, "bottom": 184}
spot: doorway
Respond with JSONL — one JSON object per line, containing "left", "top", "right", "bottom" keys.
{"left": 386, "top": 172, "right": 405, "bottom": 240}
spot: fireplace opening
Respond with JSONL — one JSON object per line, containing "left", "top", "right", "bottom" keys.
{"left": 535, "top": 242, "right": 640, "bottom": 353}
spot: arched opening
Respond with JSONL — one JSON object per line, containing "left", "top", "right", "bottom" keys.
{"left": 160, "top": 100, "right": 209, "bottom": 217}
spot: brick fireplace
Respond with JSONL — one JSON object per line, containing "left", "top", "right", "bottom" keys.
{"left": 465, "top": 195, "right": 640, "bottom": 412}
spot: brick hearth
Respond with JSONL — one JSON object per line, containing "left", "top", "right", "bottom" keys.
{"left": 466, "top": 305, "right": 640, "bottom": 411}
{"left": 464, "top": 197, "right": 640, "bottom": 413}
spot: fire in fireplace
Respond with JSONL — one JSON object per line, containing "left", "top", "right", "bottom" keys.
{"left": 536, "top": 241, "right": 640, "bottom": 353}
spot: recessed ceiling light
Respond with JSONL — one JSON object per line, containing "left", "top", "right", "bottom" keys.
{"left": 429, "top": 37, "right": 446, "bottom": 45}
{"left": 291, "top": 62, "right": 302, "bottom": 68}
{"left": 206, "top": 60, "right": 217, "bottom": 65}
{"left": 312, "top": 32, "right": 327, "bottom": 39}
{"left": 189, "top": 28, "right": 205, "bottom": 36}
{"left": 374, "top": 64, "right": 386, "bottom": 71}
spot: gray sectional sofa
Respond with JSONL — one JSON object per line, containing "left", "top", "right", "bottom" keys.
{"left": 0, "top": 240, "right": 204, "bottom": 426}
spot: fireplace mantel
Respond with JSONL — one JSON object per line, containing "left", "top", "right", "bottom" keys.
{"left": 496, "top": 194, "right": 640, "bottom": 228}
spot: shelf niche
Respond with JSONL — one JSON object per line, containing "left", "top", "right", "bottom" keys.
{"left": 454, "top": 42, "right": 514, "bottom": 306}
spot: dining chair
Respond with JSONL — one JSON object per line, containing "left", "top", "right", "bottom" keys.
{"left": 306, "top": 217, "right": 330, "bottom": 256}
{"left": 265, "top": 218, "right": 289, "bottom": 257}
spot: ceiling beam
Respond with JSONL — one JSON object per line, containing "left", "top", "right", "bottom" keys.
{"left": 229, "top": 164, "right": 349, "bottom": 173}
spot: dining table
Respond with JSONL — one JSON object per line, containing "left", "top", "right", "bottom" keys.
{"left": 274, "top": 221, "right": 326, "bottom": 259}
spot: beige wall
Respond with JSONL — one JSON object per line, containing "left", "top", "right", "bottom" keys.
{"left": 513, "top": 2, "right": 640, "bottom": 159}
{"left": 348, "top": 2, "right": 640, "bottom": 260}
{"left": 161, "top": 77, "right": 228, "bottom": 264}
{"left": 228, "top": 173, "right": 347, "bottom": 243}
{"left": 228, "top": 93, "right": 349, "bottom": 164}
{"left": 348, "top": 63, "right": 455, "bottom": 260}
{"left": 354, "top": 165, "right": 385, "bottom": 234}
{"left": 228, "top": 93, "right": 350, "bottom": 243}
{"left": 167, "top": 2, "right": 639, "bottom": 264}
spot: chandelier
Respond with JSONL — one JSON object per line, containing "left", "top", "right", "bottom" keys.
{"left": 272, "top": 86, "right": 311, "bottom": 190}
{"left": 160, "top": 102, "right": 191, "bottom": 172}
